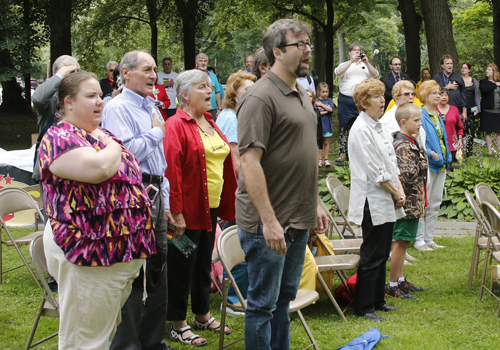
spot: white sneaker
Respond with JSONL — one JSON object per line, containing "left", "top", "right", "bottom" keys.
{"left": 426, "top": 242, "right": 445, "bottom": 249}
{"left": 414, "top": 243, "right": 433, "bottom": 251}
{"left": 405, "top": 252, "right": 419, "bottom": 262}
{"left": 220, "top": 304, "right": 245, "bottom": 316}
{"left": 404, "top": 260, "right": 412, "bottom": 266}
{"left": 319, "top": 159, "right": 323, "bottom": 167}
{"left": 324, "top": 159, "right": 331, "bottom": 167}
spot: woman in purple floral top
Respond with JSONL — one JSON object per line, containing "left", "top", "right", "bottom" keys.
{"left": 39, "top": 72, "right": 156, "bottom": 350}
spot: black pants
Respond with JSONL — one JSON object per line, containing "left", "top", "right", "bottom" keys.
{"left": 166, "top": 109, "right": 177, "bottom": 118}
{"left": 110, "top": 181, "right": 169, "bottom": 350}
{"left": 354, "top": 200, "right": 394, "bottom": 315}
{"left": 167, "top": 208, "right": 218, "bottom": 321}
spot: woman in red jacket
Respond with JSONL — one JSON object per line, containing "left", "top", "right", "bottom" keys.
{"left": 163, "top": 69, "right": 237, "bottom": 347}
{"left": 436, "top": 88, "right": 464, "bottom": 162}
{"left": 149, "top": 76, "right": 170, "bottom": 120}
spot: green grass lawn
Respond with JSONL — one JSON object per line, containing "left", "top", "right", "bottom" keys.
{"left": 1, "top": 230, "right": 500, "bottom": 350}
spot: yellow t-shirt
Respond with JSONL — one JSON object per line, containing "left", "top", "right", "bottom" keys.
{"left": 385, "top": 97, "right": 423, "bottom": 113}
{"left": 199, "top": 128, "right": 230, "bottom": 208}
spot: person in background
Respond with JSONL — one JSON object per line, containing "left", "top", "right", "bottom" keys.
{"left": 251, "top": 47, "right": 269, "bottom": 80}
{"left": 195, "top": 53, "right": 222, "bottom": 119}
{"left": 164, "top": 70, "right": 237, "bottom": 347}
{"left": 437, "top": 88, "right": 464, "bottom": 162}
{"left": 150, "top": 76, "right": 171, "bottom": 120}
{"left": 416, "top": 68, "right": 431, "bottom": 94}
{"left": 415, "top": 80, "right": 451, "bottom": 252}
{"left": 380, "top": 56, "right": 410, "bottom": 110}
{"left": 157, "top": 57, "right": 179, "bottom": 118}
{"left": 461, "top": 62, "right": 481, "bottom": 157}
{"left": 243, "top": 55, "right": 253, "bottom": 73}
{"left": 479, "top": 63, "right": 500, "bottom": 157}
{"left": 335, "top": 43, "right": 379, "bottom": 162}
{"left": 307, "top": 89, "right": 323, "bottom": 160}
{"left": 216, "top": 70, "right": 257, "bottom": 178}
{"left": 316, "top": 82, "right": 334, "bottom": 167}
{"left": 387, "top": 103, "right": 427, "bottom": 300}
{"left": 208, "top": 66, "right": 225, "bottom": 117}
{"left": 100, "top": 60, "right": 118, "bottom": 98}
{"left": 40, "top": 71, "right": 156, "bottom": 350}
{"left": 348, "top": 78, "right": 404, "bottom": 322}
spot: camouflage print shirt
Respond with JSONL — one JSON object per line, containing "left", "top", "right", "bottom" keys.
{"left": 393, "top": 131, "right": 429, "bottom": 219}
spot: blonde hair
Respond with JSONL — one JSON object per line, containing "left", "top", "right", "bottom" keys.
{"left": 486, "top": 63, "right": 500, "bottom": 81}
{"left": 306, "top": 89, "right": 316, "bottom": 106}
{"left": 317, "top": 82, "right": 329, "bottom": 92}
{"left": 222, "top": 71, "right": 257, "bottom": 110}
{"left": 392, "top": 80, "right": 415, "bottom": 99}
{"left": 353, "top": 79, "right": 385, "bottom": 112}
{"left": 417, "top": 80, "right": 440, "bottom": 104}
{"left": 396, "top": 103, "right": 421, "bottom": 126}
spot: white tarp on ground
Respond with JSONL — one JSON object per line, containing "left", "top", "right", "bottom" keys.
{"left": 0, "top": 144, "right": 36, "bottom": 173}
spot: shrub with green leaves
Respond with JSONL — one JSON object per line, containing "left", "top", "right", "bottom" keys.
{"left": 440, "top": 157, "right": 500, "bottom": 220}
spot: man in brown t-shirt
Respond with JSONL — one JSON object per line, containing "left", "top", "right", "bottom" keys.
{"left": 236, "top": 18, "right": 328, "bottom": 349}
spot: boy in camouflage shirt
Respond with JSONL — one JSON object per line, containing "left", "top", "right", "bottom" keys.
{"left": 386, "top": 103, "right": 428, "bottom": 299}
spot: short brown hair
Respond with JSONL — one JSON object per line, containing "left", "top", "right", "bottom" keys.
{"left": 441, "top": 54, "right": 453, "bottom": 65}
{"left": 57, "top": 71, "right": 98, "bottom": 115}
{"left": 396, "top": 103, "right": 421, "bottom": 126}
{"left": 353, "top": 78, "right": 385, "bottom": 112}
{"left": 222, "top": 70, "right": 257, "bottom": 110}
{"left": 317, "top": 82, "right": 329, "bottom": 92}
{"left": 417, "top": 80, "right": 440, "bottom": 104}
{"left": 306, "top": 89, "right": 316, "bottom": 106}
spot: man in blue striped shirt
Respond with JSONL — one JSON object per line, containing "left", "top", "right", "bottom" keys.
{"left": 102, "top": 50, "right": 176, "bottom": 350}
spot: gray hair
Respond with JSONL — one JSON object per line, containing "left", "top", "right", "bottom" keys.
{"left": 176, "top": 70, "right": 210, "bottom": 108}
{"left": 106, "top": 60, "right": 118, "bottom": 71}
{"left": 195, "top": 52, "right": 208, "bottom": 65}
{"left": 263, "top": 19, "right": 311, "bottom": 67}
{"left": 118, "top": 50, "right": 150, "bottom": 86}
{"left": 52, "top": 55, "right": 78, "bottom": 76}
{"left": 347, "top": 42, "right": 361, "bottom": 53}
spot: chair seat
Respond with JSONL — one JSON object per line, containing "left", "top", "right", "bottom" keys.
{"left": 478, "top": 237, "right": 500, "bottom": 249}
{"left": 315, "top": 254, "right": 360, "bottom": 271}
{"left": 2, "top": 231, "right": 43, "bottom": 246}
{"left": 330, "top": 239, "right": 362, "bottom": 254}
{"left": 493, "top": 251, "right": 500, "bottom": 263}
{"left": 41, "top": 299, "right": 59, "bottom": 318}
{"left": 290, "top": 290, "right": 319, "bottom": 313}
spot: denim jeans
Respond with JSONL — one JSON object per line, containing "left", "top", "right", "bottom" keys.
{"left": 238, "top": 226, "right": 308, "bottom": 350}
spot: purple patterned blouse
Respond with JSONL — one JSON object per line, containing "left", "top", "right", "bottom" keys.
{"left": 39, "top": 122, "right": 156, "bottom": 267}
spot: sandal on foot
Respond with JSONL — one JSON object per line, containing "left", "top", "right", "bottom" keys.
{"left": 193, "top": 316, "right": 232, "bottom": 335}
{"left": 169, "top": 326, "right": 207, "bottom": 347}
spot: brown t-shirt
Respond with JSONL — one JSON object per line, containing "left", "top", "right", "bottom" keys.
{"left": 236, "top": 69, "right": 318, "bottom": 233}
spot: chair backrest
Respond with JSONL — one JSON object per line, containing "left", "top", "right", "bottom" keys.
{"left": 0, "top": 187, "right": 44, "bottom": 221}
{"left": 482, "top": 202, "right": 500, "bottom": 235}
{"left": 475, "top": 183, "right": 500, "bottom": 208}
{"left": 29, "top": 235, "right": 58, "bottom": 309}
{"left": 465, "top": 190, "right": 492, "bottom": 233}
{"left": 332, "top": 186, "right": 350, "bottom": 215}
{"left": 326, "top": 175, "right": 343, "bottom": 197}
{"left": 216, "top": 226, "right": 247, "bottom": 308}
{"left": 319, "top": 198, "right": 335, "bottom": 224}
{"left": 23, "top": 185, "right": 44, "bottom": 210}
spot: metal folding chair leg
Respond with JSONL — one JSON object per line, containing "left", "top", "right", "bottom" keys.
{"left": 296, "top": 309, "right": 320, "bottom": 350}
{"left": 316, "top": 271, "right": 347, "bottom": 322}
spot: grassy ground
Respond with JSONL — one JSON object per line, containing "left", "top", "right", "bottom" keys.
{"left": 1, "top": 228, "right": 499, "bottom": 350}
{"left": 0, "top": 112, "right": 38, "bottom": 151}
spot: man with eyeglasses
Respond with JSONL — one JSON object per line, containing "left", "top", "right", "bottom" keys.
{"left": 334, "top": 43, "right": 378, "bottom": 162}
{"left": 99, "top": 60, "right": 118, "bottom": 98}
{"left": 380, "top": 57, "right": 410, "bottom": 110}
{"left": 236, "top": 18, "right": 328, "bottom": 349}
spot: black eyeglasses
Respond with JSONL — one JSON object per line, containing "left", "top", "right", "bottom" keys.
{"left": 398, "top": 92, "right": 417, "bottom": 97}
{"left": 282, "top": 42, "right": 313, "bottom": 50}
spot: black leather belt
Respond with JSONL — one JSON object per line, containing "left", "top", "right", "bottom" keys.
{"left": 142, "top": 173, "right": 163, "bottom": 185}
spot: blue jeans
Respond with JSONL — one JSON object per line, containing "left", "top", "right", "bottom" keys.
{"left": 238, "top": 226, "right": 308, "bottom": 350}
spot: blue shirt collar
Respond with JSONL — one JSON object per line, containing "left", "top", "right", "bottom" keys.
{"left": 121, "top": 86, "right": 156, "bottom": 115}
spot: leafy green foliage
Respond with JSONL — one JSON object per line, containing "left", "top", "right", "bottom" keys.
{"left": 440, "top": 157, "right": 500, "bottom": 220}
{"left": 318, "top": 165, "right": 351, "bottom": 210}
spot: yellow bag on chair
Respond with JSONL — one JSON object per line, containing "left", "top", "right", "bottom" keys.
{"left": 299, "top": 246, "right": 318, "bottom": 291}
{"left": 310, "top": 232, "right": 335, "bottom": 294}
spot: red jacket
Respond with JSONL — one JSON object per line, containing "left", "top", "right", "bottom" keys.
{"left": 149, "top": 84, "right": 171, "bottom": 120}
{"left": 163, "top": 108, "right": 237, "bottom": 231}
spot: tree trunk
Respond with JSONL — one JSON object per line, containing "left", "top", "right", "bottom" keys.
{"left": 0, "top": 78, "right": 32, "bottom": 114}
{"left": 336, "top": 31, "right": 346, "bottom": 63}
{"left": 493, "top": 0, "right": 500, "bottom": 68}
{"left": 420, "top": 0, "right": 459, "bottom": 76}
{"left": 181, "top": 15, "right": 197, "bottom": 70}
{"left": 46, "top": 0, "right": 72, "bottom": 68}
{"left": 397, "top": 0, "right": 422, "bottom": 82}
{"left": 312, "top": 21, "right": 326, "bottom": 83}
{"left": 146, "top": 0, "right": 158, "bottom": 63}
{"left": 23, "top": 0, "right": 32, "bottom": 107}
{"left": 324, "top": 0, "right": 334, "bottom": 97}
